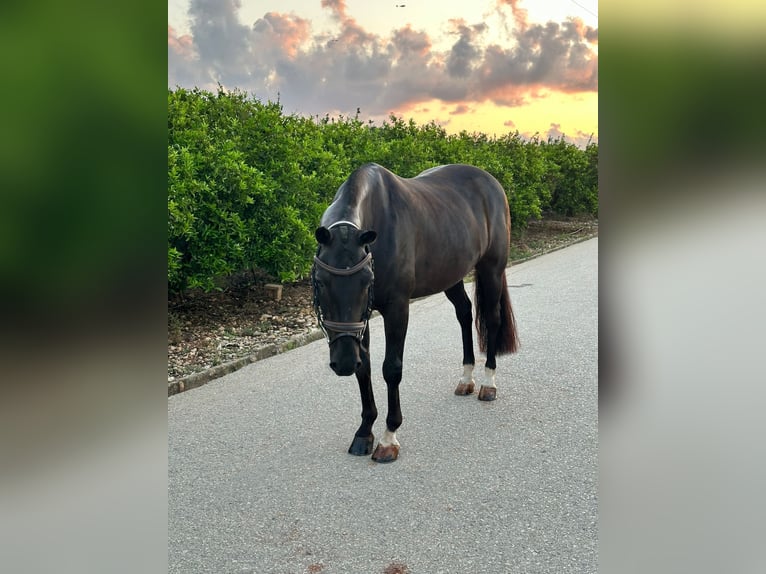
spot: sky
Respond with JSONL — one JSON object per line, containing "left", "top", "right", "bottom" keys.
{"left": 168, "top": 0, "right": 598, "bottom": 146}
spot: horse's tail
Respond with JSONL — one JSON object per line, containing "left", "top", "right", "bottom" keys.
{"left": 474, "top": 272, "right": 519, "bottom": 355}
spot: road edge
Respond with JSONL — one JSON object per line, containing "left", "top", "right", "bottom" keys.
{"left": 168, "top": 329, "right": 325, "bottom": 397}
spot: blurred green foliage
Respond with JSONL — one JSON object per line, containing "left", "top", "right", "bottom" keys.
{"left": 600, "top": 28, "right": 766, "bottom": 211}
{"left": 0, "top": 1, "right": 167, "bottom": 324}
{"left": 168, "top": 87, "right": 598, "bottom": 293}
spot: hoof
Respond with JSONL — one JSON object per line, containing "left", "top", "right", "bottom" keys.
{"left": 348, "top": 434, "right": 375, "bottom": 456}
{"left": 371, "top": 443, "right": 400, "bottom": 463}
{"left": 454, "top": 382, "right": 475, "bottom": 396}
{"left": 478, "top": 385, "right": 497, "bottom": 401}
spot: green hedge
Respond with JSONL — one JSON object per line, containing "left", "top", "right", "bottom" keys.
{"left": 168, "top": 87, "right": 597, "bottom": 293}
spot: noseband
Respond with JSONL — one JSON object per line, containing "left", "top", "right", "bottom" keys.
{"left": 312, "top": 251, "right": 374, "bottom": 347}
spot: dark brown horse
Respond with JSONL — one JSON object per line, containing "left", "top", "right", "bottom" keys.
{"left": 312, "top": 163, "right": 519, "bottom": 463}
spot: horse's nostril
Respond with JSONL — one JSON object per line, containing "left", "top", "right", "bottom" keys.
{"left": 355, "top": 361, "right": 362, "bottom": 371}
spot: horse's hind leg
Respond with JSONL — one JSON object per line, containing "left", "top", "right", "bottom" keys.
{"left": 445, "top": 281, "right": 476, "bottom": 396}
{"left": 474, "top": 265, "right": 504, "bottom": 401}
{"left": 349, "top": 327, "right": 377, "bottom": 455}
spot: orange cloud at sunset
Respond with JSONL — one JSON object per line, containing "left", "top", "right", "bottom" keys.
{"left": 167, "top": 26, "right": 195, "bottom": 60}
{"left": 257, "top": 13, "right": 312, "bottom": 58}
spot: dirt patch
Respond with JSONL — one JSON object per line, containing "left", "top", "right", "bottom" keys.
{"left": 168, "top": 217, "right": 597, "bottom": 383}
{"left": 383, "top": 562, "right": 409, "bottom": 574}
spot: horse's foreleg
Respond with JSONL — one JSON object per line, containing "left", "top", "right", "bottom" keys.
{"left": 349, "top": 327, "right": 377, "bottom": 455}
{"left": 371, "top": 382, "right": 401, "bottom": 463}
{"left": 445, "top": 282, "right": 476, "bottom": 395}
{"left": 372, "top": 305, "right": 409, "bottom": 463}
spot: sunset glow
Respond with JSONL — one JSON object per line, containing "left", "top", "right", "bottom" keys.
{"left": 168, "top": 0, "right": 598, "bottom": 145}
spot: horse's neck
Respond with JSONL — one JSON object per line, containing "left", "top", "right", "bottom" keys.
{"left": 324, "top": 192, "right": 362, "bottom": 227}
{"left": 325, "top": 178, "right": 374, "bottom": 228}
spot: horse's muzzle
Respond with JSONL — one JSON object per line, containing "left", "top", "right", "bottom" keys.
{"left": 328, "top": 337, "right": 362, "bottom": 376}
{"left": 329, "top": 359, "right": 361, "bottom": 377}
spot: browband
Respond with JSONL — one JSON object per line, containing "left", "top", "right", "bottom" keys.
{"left": 327, "top": 220, "right": 359, "bottom": 230}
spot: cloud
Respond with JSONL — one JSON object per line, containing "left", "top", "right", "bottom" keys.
{"left": 320, "top": 0, "right": 347, "bottom": 22}
{"left": 168, "top": 25, "right": 205, "bottom": 89}
{"left": 478, "top": 16, "right": 598, "bottom": 103}
{"left": 504, "top": 119, "right": 516, "bottom": 128}
{"left": 168, "top": 25, "right": 195, "bottom": 60}
{"left": 391, "top": 25, "right": 432, "bottom": 60}
{"left": 256, "top": 12, "right": 312, "bottom": 58}
{"left": 450, "top": 104, "right": 472, "bottom": 115}
{"left": 446, "top": 20, "right": 487, "bottom": 78}
{"left": 547, "top": 122, "right": 565, "bottom": 139}
{"left": 168, "top": 0, "right": 598, "bottom": 119}
{"left": 544, "top": 122, "right": 597, "bottom": 148}
{"left": 505, "top": 0, "right": 530, "bottom": 31}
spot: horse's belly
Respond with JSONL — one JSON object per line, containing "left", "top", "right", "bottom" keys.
{"left": 410, "top": 265, "right": 473, "bottom": 299}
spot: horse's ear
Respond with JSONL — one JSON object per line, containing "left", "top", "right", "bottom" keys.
{"left": 315, "top": 226, "right": 332, "bottom": 245}
{"left": 359, "top": 230, "right": 377, "bottom": 246}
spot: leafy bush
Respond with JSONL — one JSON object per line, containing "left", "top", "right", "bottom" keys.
{"left": 168, "top": 88, "right": 327, "bottom": 292}
{"left": 168, "top": 87, "right": 597, "bottom": 294}
{"left": 541, "top": 137, "right": 599, "bottom": 217}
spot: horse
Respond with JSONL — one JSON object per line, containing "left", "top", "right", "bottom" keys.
{"left": 311, "top": 163, "right": 519, "bottom": 463}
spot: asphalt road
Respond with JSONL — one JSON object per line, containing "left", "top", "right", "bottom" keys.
{"left": 169, "top": 238, "right": 598, "bottom": 574}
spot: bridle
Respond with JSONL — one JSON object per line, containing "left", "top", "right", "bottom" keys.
{"left": 311, "top": 243, "right": 374, "bottom": 348}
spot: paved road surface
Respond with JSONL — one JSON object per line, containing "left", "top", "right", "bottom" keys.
{"left": 169, "top": 238, "right": 598, "bottom": 574}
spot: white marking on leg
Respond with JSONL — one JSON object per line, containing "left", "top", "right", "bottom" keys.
{"left": 484, "top": 367, "right": 497, "bottom": 388}
{"left": 379, "top": 428, "right": 400, "bottom": 448}
{"left": 461, "top": 364, "right": 475, "bottom": 385}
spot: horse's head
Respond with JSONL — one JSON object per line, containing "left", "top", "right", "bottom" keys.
{"left": 312, "top": 223, "right": 377, "bottom": 376}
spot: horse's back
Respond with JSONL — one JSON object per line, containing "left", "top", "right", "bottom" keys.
{"left": 411, "top": 164, "right": 508, "bottom": 213}
{"left": 382, "top": 164, "right": 511, "bottom": 297}
{"left": 406, "top": 164, "right": 509, "bottom": 241}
